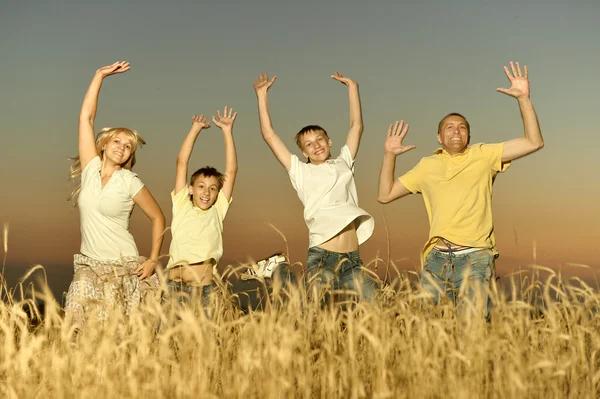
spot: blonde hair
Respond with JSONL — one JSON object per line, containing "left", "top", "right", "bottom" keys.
{"left": 68, "top": 127, "right": 146, "bottom": 206}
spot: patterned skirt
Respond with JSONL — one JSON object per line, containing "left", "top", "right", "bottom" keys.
{"left": 64, "top": 254, "right": 160, "bottom": 325}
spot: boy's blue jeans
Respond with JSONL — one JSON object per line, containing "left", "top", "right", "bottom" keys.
{"left": 304, "top": 247, "right": 379, "bottom": 304}
{"left": 166, "top": 280, "right": 216, "bottom": 311}
{"left": 420, "top": 248, "right": 495, "bottom": 317}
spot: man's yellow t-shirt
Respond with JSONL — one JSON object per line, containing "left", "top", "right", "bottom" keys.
{"left": 399, "top": 143, "right": 510, "bottom": 265}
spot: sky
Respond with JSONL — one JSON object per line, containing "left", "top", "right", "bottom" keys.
{"left": 1, "top": 0, "right": 599, "bottom": 296}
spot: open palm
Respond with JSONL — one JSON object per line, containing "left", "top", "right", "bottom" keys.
{"left": 497, "top": 61, "right": 530, "bottom": 99}
{"left": 385, "top": 121, "right": 415, "bottom": 156}
{"left": 97, "top": 61, "right": 130, "bottom": 78}
{"left": 212, "top": 106, "right": 237, "bottom": 130}
{"left": 252, "top": 73, "right": 277, "bottom": 95}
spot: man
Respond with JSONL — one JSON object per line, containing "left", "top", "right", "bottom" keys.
{"left": 377, "top": 62, "right": 543, "bottom": 316}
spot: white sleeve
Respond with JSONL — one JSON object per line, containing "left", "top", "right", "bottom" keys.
{"left": 81, "top": 156, "right": 101, "bottom": 182}
{"left": 339, "top": 145, "right": 355, "bottom": 169}
{"left": 127, "top": 173, "right": 145, "bottom": 198}
{"left": 288, "top": 154, "right": 303, "bottom": 192}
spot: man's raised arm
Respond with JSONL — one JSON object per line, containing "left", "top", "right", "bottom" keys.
{"left": 497, "top": 62, "right": 544, "bottom": 162}
{"left": 378, "top": 121, "right": 416, "bottom": 204}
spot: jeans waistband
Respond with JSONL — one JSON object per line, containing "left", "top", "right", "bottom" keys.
{"left": 308, "top": 246, "right": 360, "bottom": 258}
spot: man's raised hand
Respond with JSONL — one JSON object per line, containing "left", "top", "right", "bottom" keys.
{"left": 252, "top": 73, "right": 277, "bottom": 95}
{"left": 96, "top": 61, "right": 130, "bottom": 78}
{"left": 497, "top": 61, "right": 530, "bottom": 100}
{"left": 331, "top": 72, "right": 357, "bottom": 87}
{"left": 191, "top": 114, "right": 211, "bottom": 130}
{"left": 212, "top": 106, "right": 237, "bottom": 131}
{"left": 385, "top": 120, "right": 415, "bottom": 156}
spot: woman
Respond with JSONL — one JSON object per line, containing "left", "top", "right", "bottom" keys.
{"left": 65, "top": 61, "right": 165, "bottom": 324}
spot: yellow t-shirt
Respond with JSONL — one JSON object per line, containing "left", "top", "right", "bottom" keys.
{"left": 167, "top": 188, "right": 231, "bottom": 269}
{"left": 399, "top": 143, "right": 510, "bottom": 265}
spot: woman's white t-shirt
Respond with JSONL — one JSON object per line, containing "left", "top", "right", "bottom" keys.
{"left": 78, "top": 156, "right": 145, "bottom": 261}
{"left": 288, "top": 145, "right": 374, "bottom": 248}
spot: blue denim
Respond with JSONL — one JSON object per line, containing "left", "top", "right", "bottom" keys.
{"left": 305, "top": 247, "right": 379, "bottom": 304}
{"left": 166, "top": 280, "right": 216, "bottom": 310}
{"left": 421, "top": 248, "right": 495, "bottom": 317}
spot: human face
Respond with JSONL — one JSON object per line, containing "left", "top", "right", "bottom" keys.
{"left": 103, "top": 131, "right": 134, "bottom": 166}
{"left": 300, "top": 130, "right": 332, "bottom": 164}
{"left": 437, "top": 115, "right": 470, "bottom": 155}
{"left": 188, "top": 175, "right": 220, "bottom": 210}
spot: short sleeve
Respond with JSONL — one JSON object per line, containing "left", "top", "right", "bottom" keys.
{"left": 214, "top": 190, "right": 232, "bottom": 220}
{"left": 128, "top": 174, "right": 145, "bottom": 197}
{"left": 81, "top": 156, "right": 101, "bottom": 182}
{"left": 339, "top": 145, "right": 355, "bottom": 169}
{"left": 171, "top": 187, "right": 191, "bottom": 214}
{"left": 480, "top": 143, "right": 511, "bottom": 173}
{"left": 288, "top": 154, "right": 303, "bottom": 192}
{"left": 398, "top": 161, "right": 423, "bottom": 194}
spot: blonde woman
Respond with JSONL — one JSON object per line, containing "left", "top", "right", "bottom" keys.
{"left": 65, "top": 61, "right": 165, "bottom": 324}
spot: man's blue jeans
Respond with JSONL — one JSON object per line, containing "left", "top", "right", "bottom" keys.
{"left": 305, "top": 247, "right": 379, "bottom": 305}
{"left": 421, "top": 248, "right": 495, "bottom": 317}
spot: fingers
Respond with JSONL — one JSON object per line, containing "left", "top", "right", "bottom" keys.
{"left": 510, "top": 61, "right": 518, "bottom": 78}
{"left": 503, "top": 65, "right": 513, "bottom": 80}
{"left": 524, "top": 65, "right": 528, "bottom": 79}
{"left": 212, "top": 115, "right": 219, "bottom": 126}
{"left": 496, "top": 87, "right": 509, "bottom": 94}
{"left": 232, "top": 111, "right": 238, "bottom": 121}
{"left": 399, "top": 122, "right": 410, "bottom": 139}
{"left": 389, "top": 120, "right": 405, "bottom": 136}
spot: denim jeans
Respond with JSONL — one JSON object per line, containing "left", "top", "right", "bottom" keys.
{"left": 166, "top": 280, "right": 216, "bottom": 314}
{"left": 421, "top": 248, "right": 495, "bottom": 317}
{"left": 304, "top": 247, "right": 379, "bottom": 304}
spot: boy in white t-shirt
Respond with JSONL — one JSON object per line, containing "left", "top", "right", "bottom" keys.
{"left": 252, "top": 72, "right": 378, "bottom": 303}
{"left": 166, "top": 107, "right": 237, "bottom": 309}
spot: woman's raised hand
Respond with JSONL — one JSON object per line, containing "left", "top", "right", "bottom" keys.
{"left": 96, "top": 61, "right": 131, "bottom": 78}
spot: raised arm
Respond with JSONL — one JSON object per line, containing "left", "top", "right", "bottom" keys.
{"left": 252, "top": 73, "right": 292, "bottom": 171}
{"left": 496, "top": 62, "right": 544, "bottom": 162}
{"left": 79, "top": 61, "right": 130, "bottom": 170}
{"left": 174, "top": 115, "right": 211, "bottom": 193}
{"left": 332, "top": 72, "right": 363, "bottom": 159}
{"left": 212, "top": 106, "right": 238, "bottom": 201}
{"left": 133, "top": 187, "right": 166, "bottom": 280}
{"left": 377, "top": 121, "right": 416, "bottom": 204}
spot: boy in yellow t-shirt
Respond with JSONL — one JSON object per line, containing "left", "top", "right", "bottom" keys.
{"left": 166, "top": 106, "right": 238, "bottom": 310}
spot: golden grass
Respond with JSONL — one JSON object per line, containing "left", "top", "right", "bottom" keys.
{"left": 1, "top": 260, "right": 599, "bottom": 399}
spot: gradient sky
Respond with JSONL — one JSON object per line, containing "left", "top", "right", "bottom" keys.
{"left": 1, "top": 0, "right": 599, "bottom": 293}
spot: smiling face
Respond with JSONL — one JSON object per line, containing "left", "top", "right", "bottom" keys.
{"left": 299, "top": 129, "right": 332, "bottom": 164}
{"left": 103, "top": 131, "right": 134, "bottom": 166}
{"left": 437, "top": 114, "right": 470, "bottom": 155}
{"left": 188, "top": 174, "right": 220, "bottom": 210}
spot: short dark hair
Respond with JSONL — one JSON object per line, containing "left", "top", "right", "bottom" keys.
{"left": 190, "top": 166, "right": 224, "bottom": 189}
{"left": 437, "top": 113, "right": 470, "bottom": 135}
{"left": 294, "top": 125, "right": 329, "bottom": 150}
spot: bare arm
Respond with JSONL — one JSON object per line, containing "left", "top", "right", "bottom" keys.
{"left": 133, "top": 187, "right": 166, "bottom": 280}
{"left": 496, "top": 62, "right": 544, "bottom": 162}
{"left": 79, "top": 61, "right": 130, "bottom": 171}
{"left": 252, "top": 73, "right": 292, "bottom": 171}
{"left": 377, "top": 121, "right": 416, "bottom": 204}
{"left": 175, "top": 115, "right": 211, "bottom": 193}
{"left": 332, "top": 73, "right": 363, "bottom": 159}
{"left": 212, "top": 106, "right": 238, "bottom": 201}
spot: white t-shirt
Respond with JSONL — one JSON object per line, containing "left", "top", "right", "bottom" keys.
{"left": 78, "top": 156, "right": 145, "bottom": 261}
{"left": 288, "top": 145, "right": 374, "bottom": 248}
{"left": 167, "top": 188, "right": 231, "bottom": 269}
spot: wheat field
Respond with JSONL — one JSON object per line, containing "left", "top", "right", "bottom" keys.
{"left": 1, "top": 257, "right": 599, "bottom": 399}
